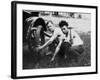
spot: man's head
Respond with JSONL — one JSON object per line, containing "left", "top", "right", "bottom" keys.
{"left": 59, "top": 20, "right": 69, "bottom": 34}
{"left": 46, "top": 20, "right": 54, "bottom": 32}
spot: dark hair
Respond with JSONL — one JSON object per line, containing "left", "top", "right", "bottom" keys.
{"left": 59, "top": 20, "right": 69, "bottom": 28}
{"left": 33, "top": 18, "right": 46, "bottom": 31}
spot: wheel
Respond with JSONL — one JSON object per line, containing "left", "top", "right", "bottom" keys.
{"left": 28, "top": 26, "right": 45, "bottom": 53}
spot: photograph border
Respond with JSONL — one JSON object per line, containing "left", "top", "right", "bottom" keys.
{"left": 11, "top": 1, "right": 98, "bottom": 79}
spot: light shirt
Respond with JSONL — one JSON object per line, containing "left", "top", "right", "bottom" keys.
{"left": 49, "top": 27, "right": 66, "bottom": 42}
{"left": 64, "top": 29, "right": 83, "bottom": 46}
{"left": 48, "top": 27, "right": 83, "bottom": 47}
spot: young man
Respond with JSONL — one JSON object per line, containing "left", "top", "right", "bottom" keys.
{"left": 36, "top": 20, "right": 67, "bottom": 61}
{"left": 58, "top": 20, "right": 84, "bottom": 61}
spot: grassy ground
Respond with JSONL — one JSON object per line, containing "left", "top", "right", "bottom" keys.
{"left": 23, "top": 33, "right": 91, "bottom": 69}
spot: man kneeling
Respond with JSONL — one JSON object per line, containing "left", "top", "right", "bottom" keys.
{"left": 55, "top": 20, "right": 84, "bottom": 62}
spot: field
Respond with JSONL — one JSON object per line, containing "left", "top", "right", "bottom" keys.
{"left": 23, "top": 33, "right": 91, "bottom": 69}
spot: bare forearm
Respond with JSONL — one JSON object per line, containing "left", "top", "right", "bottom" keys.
{"left": 51, "top": 40, "right": 63, "bottom": 61}
{"left": 53, "top": 47, "right": 60, "bottom": 57}
{"left": 41, "top": 34, "right": 57, "bottom": 49}
{"left": 41, "top": 40, "right": 52, "bottom": 49}
{"left": 43, "top": 31, "right": 52, "bottom": 37}
{"left": 54, "top": 41, "right": 62, "bottom": 55}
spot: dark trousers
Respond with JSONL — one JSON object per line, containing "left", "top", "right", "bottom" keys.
{"left": 58, "top": 42, "right": 84, "bottom": 61}
{"left": 58, "top": 42, "right": 71, "bottom": 58}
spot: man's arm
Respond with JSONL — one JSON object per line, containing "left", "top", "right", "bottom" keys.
{"left": 43, "top": 31, "right": 52, "bottom": 38}
{"left": 37, "top": 31, "right": 57, "bottom": 50}
{"left": 51, "top": 40, "right": 63, "bottom": 62}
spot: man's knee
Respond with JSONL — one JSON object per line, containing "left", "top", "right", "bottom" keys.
{"left": 58, "top": 42, "right": 71, "bottom": 57}
{"left": 70, "top": 45, "right": 84, "bottom": 54}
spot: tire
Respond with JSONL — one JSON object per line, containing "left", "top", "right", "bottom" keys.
{"left": 28, "top": 26, "right": 45, "bottom": 53}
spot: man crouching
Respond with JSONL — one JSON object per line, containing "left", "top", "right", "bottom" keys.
{"left": 58, "top": 20, "right": 84, "bottom": 62}
{"left": 36, "top": 20, "right": 67, "bottom": 62}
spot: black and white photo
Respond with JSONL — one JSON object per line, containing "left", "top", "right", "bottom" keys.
{"left": 11, "top": 1, "right": 98, "bottom": 79}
